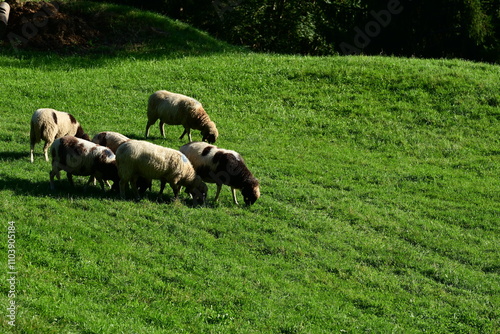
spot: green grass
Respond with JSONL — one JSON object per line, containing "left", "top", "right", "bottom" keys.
{"left": 1, "top": 3, "right": 500, "bottom": 333}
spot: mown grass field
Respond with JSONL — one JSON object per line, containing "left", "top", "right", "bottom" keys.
{"left": 1, "top": 3, "right": 500, "bottom": 333}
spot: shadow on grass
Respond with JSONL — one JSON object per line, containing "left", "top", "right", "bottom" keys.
{"left": 0, "top": 151, "right": 28, "bottom": 161}
{"left": 0, "top": 173, "right": 115, "bottom": 198}
{"left": 0, "top": 173, "right": 206, "bottom": 207}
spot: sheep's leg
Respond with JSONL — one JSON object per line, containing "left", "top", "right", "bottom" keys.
{"left": 158, "top": 180, "right": 166, "bottom": 196}
{"left": 130, "top": 178, "right": 139, "bottom": 200}
{"left": 157, "top": 179, "right": 169, "bottom": 201}
{"left": 30, "top": 126, "right": 36, "bottom": 163}
{"left": 67, "top": 173, "right": 75, "bottom": 187}
{"left": 145, "top": 119, "right": 156, "bottom": 138}
{"left": 231, "top": 187, "right": 239, "bottom": 205}
{"left": 179, "top": 128, "right": 192, "bottom": 142}
{"left": 213, "top": 183, "right": 223, "bottom": 202}
{"left": 43, "top": 140, "right": 52, "bottom": 162}
{"left": 86, "top": 176, "right": 96, "bottom": 188}
{"left": 87, "top": 176, "right": 105, "bottom": 191}
{"left": 30, "top": 144, "right": 35, "bottom": 163}
{"left": 179, "top": 128, "right": 187, "bottom": 140}
{"left": 119, "top": 179, "right": 129, "bottom": 199}
{"left": 170, "top": 183, "right": 181, "bottom": 200}
{"left": 159, "top": 121, "right": 165, "bottom": 137}
{"left": 49, "top": 169, "right": 59, "bottom": 190}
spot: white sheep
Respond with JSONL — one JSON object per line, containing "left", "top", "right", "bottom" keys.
{"left": 49, "top": 136, "right": 119, "bottom": 191}
{"left": 179, "top": 142, "right": 260, "bottom": 205}
{"left": 115, "top": 140, "right": 207, "bottom": 204}
{"left": 145, "top": 90, "right": 219, "bottom": 143}
{"left": 30, "top": 108, "right": 90, "bottom": 163}
{"left": 91, "top": 131, "right": 130, "bottom": 153}
{"left": 91, "top": 131, "right": 152, "bottom": 193}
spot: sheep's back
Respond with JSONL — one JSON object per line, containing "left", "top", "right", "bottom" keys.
{"left": 180, "top": 142, "right": 244, "bottom": 184}
{"left": 149, "top": 90, "right": 202, "bottom": 126}
{"left": 92, "top": 131, "right": 129, "bottom": 153}
{"left": 116, "top": 140, "right": 194, "bottom": 181}
{"left": 33, "top": 108, "right": 81, "bottom": 139}
{"left": 51, "top": 136, "right": 115, "bottom": 176}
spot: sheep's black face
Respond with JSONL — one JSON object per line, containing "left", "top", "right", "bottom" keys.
{"left": 189, "top": 189, "right": 206, "bottom": 205}
{"left": 241, "top": 186, "right": 260, "bottom": 206}
{"left": 190, "top": 182, "right": 208, "bottom": 205}
{"left": 203, "top": 133, "right": 217, "bottom": 144}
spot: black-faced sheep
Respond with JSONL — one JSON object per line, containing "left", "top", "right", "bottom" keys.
{"left": 115, "top": 140, "right": 207, "bottom": 204}
{"left": 30, "top": 108, "right": 90, "bottom": 163}
{"left": 145, "top": 90, "right": 219, "bottom": 144}
{"left": 179, "top": 142, "right": 260, "bottom": 205}
{"left": 49, "top": 136, "right": 119, "bottom": 191}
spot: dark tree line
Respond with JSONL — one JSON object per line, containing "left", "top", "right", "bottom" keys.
{"left": 102, "top": 0, "right": 500, "bottom": 62}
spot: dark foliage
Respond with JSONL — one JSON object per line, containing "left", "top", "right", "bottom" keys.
{"left": 102, "top": 0, "right": 497, "bottom": 62}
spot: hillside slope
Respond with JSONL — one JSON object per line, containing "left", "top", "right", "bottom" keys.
{"left": 1, "top": 1, "right": 239, "bottom": 56}
{"left": 0, "top": 3, "right": 499, "bottom": 334}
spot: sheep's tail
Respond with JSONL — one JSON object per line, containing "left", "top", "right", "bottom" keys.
{"left": 29, "top": 118, "right": 43, "bottom": 145}
{"left": 147, "top": 93, "right": 160, "bottom": 118}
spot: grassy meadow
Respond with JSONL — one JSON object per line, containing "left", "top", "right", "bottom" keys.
{"left": 1, "top": 3, "right": 500, "bottom": 333}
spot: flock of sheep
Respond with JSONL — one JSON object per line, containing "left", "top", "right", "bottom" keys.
{"left": 29, "top": 90, "right": 261, "bottom": 206}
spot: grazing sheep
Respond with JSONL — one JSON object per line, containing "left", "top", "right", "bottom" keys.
{"left": 30, "top": 108, "right": 90, "bottom": 163}
{"left": 116, "top": 140, "right": 207, "bottom": 204}
{"left": 179, "top": 142, "right": 260, "bottom": 205}
{"left": 145, "top": 90, "right": 219, "bottom": 143}
{"left": 49, "top": 136, "right": 119, "bottom": 191}
{"left": 91, "top": 131, "right": 130, "bottom": 153}
{"left": 91, "top": 131, "right": 152, "bottom": 193}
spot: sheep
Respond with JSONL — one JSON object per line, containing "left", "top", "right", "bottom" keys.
{"left": 49, "top": 136, "right": 119, "bottom": 191}
{"left": 91, "top": 131, "right": 130, "bottom": 153}
{"left": 115, "top": 140, "right": 208, "bottom": 204}
{"left": 179, "top": 142, "right": 260, "bottom": 205}
{"left": 30, "top": 108, "right": 90, "bottom": 163}
{"left": 91, "top": 131, "right": 152, "bottom": 193}
{"left": 145, "top": 90, "right": 219, "bottom": 144}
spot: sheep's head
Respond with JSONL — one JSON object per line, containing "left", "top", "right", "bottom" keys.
{"left": 202, "top": 122, "right": 218, "bottom": 144}
{"left": 187, "top": 175, "right": 208, "bottom": 205}
{"left": 241, "top": 179, "right": 260, "bottom": 205}
{"left": 75, "top": 125, "right": 90, "bottom": 141}
{"left": 96, "top": 150, "right": 119, "bottom": 188}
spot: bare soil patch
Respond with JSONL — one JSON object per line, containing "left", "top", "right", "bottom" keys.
{"left": 2, "top": 1, "right": 102, "bottom": 51}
